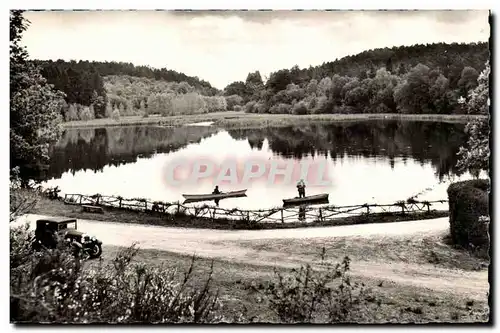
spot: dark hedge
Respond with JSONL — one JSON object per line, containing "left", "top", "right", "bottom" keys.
{"left": 447, "top": 179, "right": 490, "bottom": 257}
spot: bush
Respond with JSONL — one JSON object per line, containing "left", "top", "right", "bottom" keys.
{"left": 248, "top": 254, "right": 375, "bottom": 323}
{"left": 78, "top": 106, "right": 95, "bottom": 121}
{"left": 447, "top": 179, "right": 490, "bottom": 257}
{"left": 269, "top": 103, "right": 291, "bottom": 114}
{"left": 292, "top": 101, "right": 309, "bottom": 115}
{"left": 111, "top": 108, "right": 120, "bottom": 121}
{"left": 244, "top": 101, "right": 257, "bottom": 113}
{"left": 10, "top": 242, "right": 223, "bottom": 323}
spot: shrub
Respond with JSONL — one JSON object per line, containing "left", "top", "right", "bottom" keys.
{"left": 233, "top": 105, "right": 242, "bottom": 111}
{"left": 447, "top": 179, "right": 490, "bottom": 257}
{"left": 111, "top": 108, "right": 120, "bottom": 121}
{"left": 244, "top": 101, "right": 257, "bottom": 113}
{"left": 269, "top": 103, "right": 291, "bottom": 114}
{"left": 292, "top": 101, "right": 309, "bottom": 115}
{"left": 10, "top": 242, "right": 223, "bottom": 324}
{"left": 225, "top": 95, "right": 244, "bottom": 110}
{"left": 249, "top": 254, "right": 375, "bottom": 323}
{"left": 65, "top": 104, "right": 79, "bottom": 121}
{"left": 79, "top": 107, "right": 94, "bottom": 121}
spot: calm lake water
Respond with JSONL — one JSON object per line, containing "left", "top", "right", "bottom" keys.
{"left": 42, "top": 121, "right": 479, "bottom": 211}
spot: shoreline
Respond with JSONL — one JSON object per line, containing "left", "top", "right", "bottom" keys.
{"left": 28, "top": 193, "right": 450, "bottom": 231}
{"left": 62, "top": 112, "right": 488, "bottom": 130}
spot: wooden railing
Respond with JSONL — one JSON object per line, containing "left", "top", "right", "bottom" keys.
{"left": 62, "top": 192, "right": 448, "bottom": 224}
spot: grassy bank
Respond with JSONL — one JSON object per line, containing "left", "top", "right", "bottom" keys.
{"left": 30, "top": 194, "right": 449, "bottom": 231}
{"left": 93, "top": 244, "right": 489, "bottom": 323}
{"left": 62, "top": 112, "right": 488, "bottom": 130}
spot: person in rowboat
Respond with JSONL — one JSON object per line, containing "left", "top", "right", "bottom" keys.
{"left": 212, "top": 186, "right": 221, "bottom": 195}
{"left": 297, "top": 179, "right": 306, "bottom": 198}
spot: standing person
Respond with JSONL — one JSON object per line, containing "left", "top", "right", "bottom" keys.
{"left": 297, "top": 179, "right": 306, "bottom": 198}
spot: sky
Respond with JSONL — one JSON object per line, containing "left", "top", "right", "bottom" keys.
{"left": 21, "top": 10, "right": 490, "bottom": 89}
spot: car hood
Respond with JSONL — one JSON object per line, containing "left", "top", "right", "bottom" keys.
{"left": 61, "top": 228, "right": 84, "bottom": 237}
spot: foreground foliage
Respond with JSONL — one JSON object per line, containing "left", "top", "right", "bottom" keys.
{"left": 10, "top": 229, "right": 223, "bottom": 324}
{"left": 10, "top": 195, "right": 372, "bottom": 324}
{"left": 10, "top": 10, "right": 65, "bottom": 184}
{"left": 249, "top": 253, "right": 375, "bottom": 323}
{"left": 447, "top": 179, "right": 490, "bottom": 258}
{"left": 456, "top": 61, "right": 490, "bottom": 176}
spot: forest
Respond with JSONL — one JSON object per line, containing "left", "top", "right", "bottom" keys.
{"left": 223, "top": 42, "right": 490, "bottom": 115}
{"left": 32, "top": 41, "right": 489, "bottom": 121}
{"left": 33, "top": 60, "right": 223, "bottom": 121}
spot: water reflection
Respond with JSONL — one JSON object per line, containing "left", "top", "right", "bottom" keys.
{"left": 227, "top": 121, "right": 467, "bottom": 181}
{"left": 43, "top": 121, "right": 473, "bottom": 210}
{"left": 44, "top": 126, "right": 218, "bottom": 180}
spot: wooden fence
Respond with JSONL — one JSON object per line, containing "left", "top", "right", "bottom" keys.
{"left": 62, "top": 192, "right": 448, "bottom": 224}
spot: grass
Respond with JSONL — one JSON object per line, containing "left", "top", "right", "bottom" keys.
{"left": 230, "top": 232, "right": 490, "bottom": 272}
{"left": 62, "top": 112, "right": 488, "bottom": 130}
{"left": 92, "top": 245, "right": 490, "bottom": 323}
{"left": 30, "top": 194, "right": 449, "bottom": 231}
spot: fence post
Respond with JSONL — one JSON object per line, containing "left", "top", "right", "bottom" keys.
{"left": 247, "top": 211, "right": 250, "bottom": 222}
{"left": 119, "top": 198, "right": 122, "bottom": 208}
{"left": 281, "top": 209, "right": 284, "bottom": 223}
{"left": 427, "top": 203, "right": 430, "bottom": 213}
{"left": 319, "top": 208, "right": 323, "bottom": 222}
{"left": 177, "top": 202, "right": 180, "bottom": 215}
{"left": 366, "top": 205, "right": 370, "bottom": 215}
{"left": 79, "top": 195, "right": 82, "bottom": 205}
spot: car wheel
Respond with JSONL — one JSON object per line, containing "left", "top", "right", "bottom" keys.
{"left": 89, "top": 243, "right": 102, "bottom": 259}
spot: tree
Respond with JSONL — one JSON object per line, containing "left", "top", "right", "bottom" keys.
{"left": 65, "top": 104, "right": 79, "bottom": 121}
{"left": 429, "top": 74, "right": 455, "bottom": 114}
{"left": 10, "top": 10, "right": 66, "bottom": 184}
{"left": 246, "top": 71, "right": 264, "bottom": 97}
{"left": 223, "top": 81, "right": 247, "bottom": 97}
{"left": 91, "top": 89, "right": 106, "bottom": 118}
{"left": 105, "top": 101, "right": 113, "bottom": 118}
{"left": 467, "top": 61, "right": 490, "bottom": 115}
{"left": 266, "top": 69, "right": 292, "bottom": 93}
{"left": 456, "top": 61, "right": 490, "bottom": 176}
{"left": 393, "top": 63, "right": 433, "bottom": 114}
{"left": 456, "top": 118, "right": 489, "bottom": 176}
{"left": 369, "top": 68, "right": 399, "bottom": 112}
{"left": 457, "top": 66, "right": 479, "bottom": 100}
{"left": 225, "top": 95, "right": 244, "bottom": 110}
{"left": 306, "top": 79, "right": 318, "bottom": 95}
{"left": 140, "top": 99, "right": 146, "bottom": 114}
{"left": 119, "top": 102, "right": 125, "bottom": 115}
{"left": 111, "top": 106, "right": 121, "bottom": 120}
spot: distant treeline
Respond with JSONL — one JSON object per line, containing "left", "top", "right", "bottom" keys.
{"left": 33, "top": 60, "right": 223, "bottom": 121}
{"left": 223, "top": 42, "right": 490, "bottom": 115}
{"left": 33, "top": 42, "right": 490, "bottom": 121}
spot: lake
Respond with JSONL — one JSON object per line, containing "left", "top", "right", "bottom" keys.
{"left": 42, "top": 120, "right": 480, "bottom": 211}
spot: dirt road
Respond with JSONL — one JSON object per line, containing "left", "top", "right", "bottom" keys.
{"left": 14, "top": 214, "right": 489, "bottom": 300}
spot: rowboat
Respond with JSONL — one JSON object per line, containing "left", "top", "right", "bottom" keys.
{"left": 182, "top": 189, "right": 247, "bottom": 201}
{"left": 283, "top": 198, "right": 330, "bottom": 208}
{"left": 283, "top": 193, "right": 329, "bottom": 205}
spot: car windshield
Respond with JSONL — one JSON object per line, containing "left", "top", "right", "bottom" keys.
{"left": 59, "top": 222, "right": 77, "bottom": 230}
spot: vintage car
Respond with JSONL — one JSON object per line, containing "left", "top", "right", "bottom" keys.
{"left": 33, "top": 217, "right": 103, "bottom": 259}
